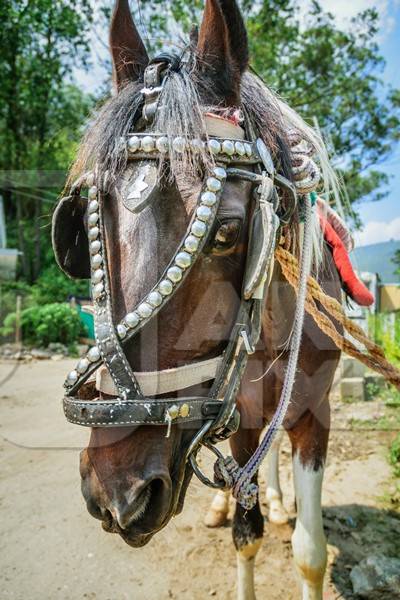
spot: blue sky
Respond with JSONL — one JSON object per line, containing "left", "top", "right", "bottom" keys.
{"left": 78, "top": 0, "right": 400, "bottom": 246}
{"left": 343, "top": 0, "right": 400, "bottom": 246}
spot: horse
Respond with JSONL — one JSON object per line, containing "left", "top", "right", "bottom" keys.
{"left": 53, "top": 1, "right": 343, "bottom": 598}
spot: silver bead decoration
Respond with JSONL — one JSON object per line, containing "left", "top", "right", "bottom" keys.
{"left": 175, "top": 252, "right": 192, "bottom": 269}
{"left": 88, "top": 200, "right": 99, "bottom": 213}
{"left": 207, "top": 177, "right": 222, "bottom": 193}
{"left": 88, "top": 212, "right": 99, "bottom": 227}
{"left": 88, "top": 227, "right": 99, "bottom": 241}
{"left": 197, "top": 205, "right": 212, "bottom": 222}
{"left": 91, "top": 254, "right": 103, "bottom": 269}
{"left": 67, "top": 370, "right": 79, "bottom": 385}
{"left": 191, "top": 139, "right": 203, "bottom": 153}
{"left": 214, "top": 167, "right": 227, "bottom": 180}
{"left": 88, "top": 186, "right": 98, "bottom": 200}
{"left": 159, "top": 280, "right": 173, "bottom": 296}
{"left": 128, "top": 136, "right": 140, "bottom": 153}
{"left": 125, "top": 312, "right": 140, "bottom": 328}
{"left": 93, "top": 283, "right": 104, "bottom": 299}
{"left": 184, "top": 235, "right": 199, "bottom": 253}
{"left": 222, "top": 140, "right": 235, "bottom": 156}
{"left": 148, "top": 291, "right": 163, "bottom": 307}
{"left": 167, "top": 266, "right": 183, "bottom": 283}
{"left": 138, "top": 303, "right": 153, "bottom": 318}
{"left": 191, "top": 220, "right": 207, "bottom": 238}
{"left": 235, "top": 141, "right": 246, "bottom": 156}
{"left": 90, "top": 240, "right": 101, "bottom": 255}
{"left": 156, "top": 136, "right": 169, "bottom": 153}
{"left": 77, "top": 358, "right": 89, "bottom": 374}
{"left": 173, "top": 137, "right": 185, "bottom": 153}
{"left": 87, "top": 346, "right": 101, "bottom": 362}
{"left": 245, "top": 143, "right": 252, "bottom": 157}
{"left": 208, "top": 139, "right": 221, "bottom": 155}
{"left": 201, "top": 191, "right": 217, "bottom": 207}
{"left": 117, "top": 324, "right": 127, "bottom": 339}
{"left": 141, "top": 136, "right": 155, "bottom": 153}
{"left": 92, "top": 269, "right": 104, "bottom": 284}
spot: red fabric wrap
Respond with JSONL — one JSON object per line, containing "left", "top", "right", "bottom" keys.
{"left": 320, "top": 216, "right": 374, "bottom": 307}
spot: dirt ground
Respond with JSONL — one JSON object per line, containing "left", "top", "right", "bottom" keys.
{"left": 0, "top": 359, "right": 399, "bottom": 600}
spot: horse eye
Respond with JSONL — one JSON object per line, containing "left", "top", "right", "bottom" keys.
{"left": 212, "top": 219, "right": 241, "bottom": 252}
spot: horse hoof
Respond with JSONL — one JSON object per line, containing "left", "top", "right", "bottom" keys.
{"left": 268, "top": 502, "right": 289, "bottom": 525}
{"left": 204, "top": 509, "right": 228, "bottom": 528}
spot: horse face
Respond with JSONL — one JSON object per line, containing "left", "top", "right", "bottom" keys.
{"left": 80, "top": 171, "right": 252, "bottom": 546}
{"left": 77, "top": 0, "right": 252, "bottom": 546}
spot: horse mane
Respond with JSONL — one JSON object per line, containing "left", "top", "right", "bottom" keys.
{"left": 68, "top": 62, "right": 341, "bottom": 271}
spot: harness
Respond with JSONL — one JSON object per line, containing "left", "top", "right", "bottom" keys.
{"left": 53, "top": 55, "right": 317, "bottom": 511}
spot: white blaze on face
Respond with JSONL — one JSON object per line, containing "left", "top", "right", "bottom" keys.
{"left": 291, "top": 452, "right": 327, "bottom": 600}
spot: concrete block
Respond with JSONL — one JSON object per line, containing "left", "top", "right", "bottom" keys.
{"left": 341, "top": 377, "right": 365, "bottom": 403}
{"left": 341, "top": 357, "right": 367, "bottom": 379}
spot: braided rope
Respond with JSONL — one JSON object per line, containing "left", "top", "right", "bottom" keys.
{"left": 275, "top": 247, "right": 400, "bottom": 389}
{"left": 227, "top": 195, "right": 315, "bottom": 510}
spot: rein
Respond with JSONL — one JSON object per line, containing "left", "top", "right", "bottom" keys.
{"left": 54, "top": 57, "right": 321, "bottom": 511}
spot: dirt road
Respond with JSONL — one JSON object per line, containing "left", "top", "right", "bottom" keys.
{"left": 1, "top": 359, "right": 399, "bottom": 599}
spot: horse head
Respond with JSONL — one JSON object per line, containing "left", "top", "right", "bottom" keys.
{"left": 54, "top": 0, "right": 296, "bottom": 547}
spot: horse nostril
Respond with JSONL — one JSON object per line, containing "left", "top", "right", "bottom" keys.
{"left": 112, "top": 477, "right": 170, "bottom": 531}
{"left": 113, "top": 484, "right": 153, "bottom": 530}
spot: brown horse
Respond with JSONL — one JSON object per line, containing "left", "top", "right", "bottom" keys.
{"left": 58, "top": 1, "right": 342, "bottom": 598}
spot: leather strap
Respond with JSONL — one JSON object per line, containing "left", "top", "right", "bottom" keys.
{"left": 63, "top": 396, "right": 222, "bottom": 428}
{"left": 93, "top": 188, "right": 142, "bottom": 399}
{"left": 96, "top": 355, "right": 223, "bottom": 397}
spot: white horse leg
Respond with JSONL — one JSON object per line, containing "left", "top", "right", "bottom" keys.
{"left": 236, "top": 537, "right": 262, "bottom": 600}
{"left": 291, "top": 452, "right": 327, "bottom": 600}
{"left": 265, "top": 430, "right": 289, "bottom": 525}
{"left": 204, "top": 489, "right": 230, "bottom": 528}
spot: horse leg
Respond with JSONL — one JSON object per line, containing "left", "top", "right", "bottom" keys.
{"left": 288, "top": 410, "right": 329, "bottom": 600}
{"left": 204, "top": 489, "right": 230, "bottom": 528}
{"left": 265, "top": 430, "right": 289, "bottom": 525}
{"left": 231, "top": 429, "right": 264, "bottom": 600}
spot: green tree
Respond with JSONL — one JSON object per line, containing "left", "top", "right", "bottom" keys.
{"left": 0, "top": 0, "right": 94, "bottom": 281}
{"left": 141, "top": 0, "right": 400, "bottom": 219}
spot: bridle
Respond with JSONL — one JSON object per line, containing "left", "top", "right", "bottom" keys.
{"left": 53, "top": 56, "right": 315, "bottom": 512}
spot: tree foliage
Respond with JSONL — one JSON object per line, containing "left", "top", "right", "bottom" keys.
{"left": 0, "top": 0, "right": 94, "bottom": 282}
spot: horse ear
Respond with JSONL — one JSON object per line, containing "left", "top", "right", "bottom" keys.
{"left": 196, "top": 0, "right": 248, "bottom": 104}
{"left": 109, "top": 0, "right": 149, "bottom": 90}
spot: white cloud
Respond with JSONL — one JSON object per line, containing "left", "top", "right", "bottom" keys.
{"left": 355, "top": 217, "right": 400, "bottom": 246}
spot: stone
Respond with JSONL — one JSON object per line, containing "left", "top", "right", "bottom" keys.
{"left": 350, "top": 555, "right": 400, "bottom": 598}
{"left": 341, "top": 357, "right": 367, "bottom": 379}
{"left": 341, "top": 377, "right": 365, "bottom": 403}
{"left": 31, "top": 348, "right": 51, "bottom": 360}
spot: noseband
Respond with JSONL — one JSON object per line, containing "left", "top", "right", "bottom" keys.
{"left": 53, "top": 57, "right": 314, "bottom": 505}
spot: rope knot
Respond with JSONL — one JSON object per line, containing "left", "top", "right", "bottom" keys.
{"left": 214, "top": 455, "right": 259, "bottom": 511}
{"left": 214, "top": 455, "right": 240, "bottom": 489}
